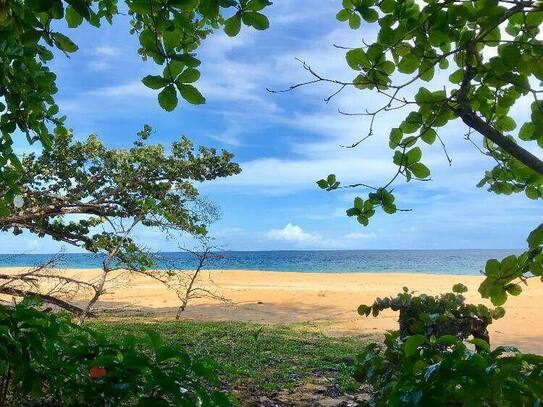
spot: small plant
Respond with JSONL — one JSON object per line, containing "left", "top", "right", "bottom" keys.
{"left": 357, "top": 284, "right": 505, "bottom": 344}
{"left": 0, "top": 298, "right": 232, "bottom": 406}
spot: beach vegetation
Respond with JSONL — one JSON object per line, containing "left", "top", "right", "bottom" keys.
{"left": 89, "top": 319, "right": 369, "bottom": 405}
{"left": 357, "top": 285, "right": 504, "bottom": 345}
{"left": 355, "top": 330, "right": 543, "bottom": 406}
{"left": 0, "top": 126, "right": 236, "bottom": 318}
{"left": 149, "top": 236, "right": 230, "bottom": 318}
{"left": 355, "top": 286, "right": 543, "bottom": 406}
{"left": 0, "top": 297, "right": 233, "bottom": 406}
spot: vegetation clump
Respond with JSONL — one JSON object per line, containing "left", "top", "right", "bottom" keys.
{"left": 0, "top": 298, "right": 233, "bottom": 406}
{"left": 354, "top": 286, "right": 543, "bottom": 406}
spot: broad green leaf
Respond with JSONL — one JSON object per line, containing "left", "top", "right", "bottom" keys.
{"left": 178, "top": 84, "right": 206, "bottom": 105}
{"left": 177, "top": 68, "right": 200, "bottom": 83}
{"left": 224, "top": 13, "right": 242, "bottom": 37}
{"left": 398, "top": 54, "right": 419, "bottom": 74}
{"left": 53, "top": 33, "right": 78, "bottom": 53}
{"left": 404, "top": 335, "right": 426, "bottom": 357}
{"left": 158, "top": 85, "right": 178, "bottom": 111}
{"left": 142, "top": 75, "right": 168, "bottom": 90}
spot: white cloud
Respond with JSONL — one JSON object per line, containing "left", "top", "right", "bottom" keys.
{"left": 86, "top": 46, "right": 122, "bottom": 71}
{"left": 267, "top": 223, "right": 322, "bottom": 243}
{"left": 345, "top": 232, "right": 377, "bottom": 240}
{"left": 94, "top": 46, "right": 120, "bottom": 57}
{"left": 86, "top": 81, "right": 154, "bottom": 98}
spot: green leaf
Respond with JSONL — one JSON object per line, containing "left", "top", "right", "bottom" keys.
{"left": 469, "top": 338, "right": 490, "bottom": 351}
{"left": 65, "top": 6, "right": 84, "bottom": 27}
{"left": 52, "top": 33, "right": 78, "bottom": 53}
{"left": 142, "top": 75, "right": 169, "bottom": 90}
{"left": 404, "top": 335, "right": 426, "bottom": 357}
{"left": 519, "top": 123, "right": 535, "bottom": 141}
{"left": 409, "top": 162, "right": 430, "bottom": 178}
{"left": 243, "top": 11, "right": 269, "bottom": 30}
{"left": 336, "top": 9, "right": 351, "bottom": 21}
{"left": 349, "top": 13, "right": 361, "bottom": 29}
{"left": 0, "top": 200, "right": 9, "bottom": 217}
{"left": 346, "top": 48, "right": 370, "bottom": 70}
{"left": 406, "top": 147, "right": 422, "bottom": 164}
{"left": 199, "top": 0, "right": 219, "bottom": 18}
{"left": 177, "top": 84, "right": 206, "bottom": 105}
{"left": 421, "top": 128, "right": 436, "bottom": 144}
{"left": 65, "top": 0, "right": 91, "bottom": 19}
{"left": 28, "top": 0, "right": 56, "bottom": 12}
{"left": 449, "top": 69, "right": 463, "bottom": 84}
{"left": 361, "top": 8, "right": 378, "bottom": 23}
{"left": 505, "top": 283, "right": 522, "bottom": 296}
{"left": 490, "top": 286, "right": 507, "bottom": 306}
{"left": 485, "top": 259, "right": 501, "bottom": 277}
{"left": 224, "top": 13, "right": 242, "bottom": 37}
{"left": 357, "top": 304, "right": 371, "bottom": 316}
{"left": 492, "top": 306, "right": 506, "bottom": 319}
{"left": 398, "top": 54, "right": 419, "bottom": 74}
{"left": 158, "top": 85, "right": 178, "bottom": 111}
{"left": 354, "top": 197, "right": 364, "bottom": 210}
{"left": 389, "top": 128, "right": 403, "bottom": 148}
{"left": 526, "top": 185, "right": 540, "bottom": 200}
{"left": 177, "top": 68, "right": 200, "bottom": 83}
{"left": 495, "top": 116, "right": 516, "bottom": 132}
{"left": 316, "top": 179, "right": 328, "bottom": 189}
{"left": 400, "top": 112, "right": 422, "bottom": 134}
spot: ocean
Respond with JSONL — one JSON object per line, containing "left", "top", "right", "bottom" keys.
{"left": 0, "top": 249, "right": 517, "bottom": 275}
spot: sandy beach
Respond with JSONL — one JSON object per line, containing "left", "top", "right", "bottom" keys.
{"left": 3, "top": 268, "right": 543, "bottom": 353}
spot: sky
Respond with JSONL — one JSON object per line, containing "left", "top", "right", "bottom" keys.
{"left": 3, "top": 0, "right": 541, "bottom": 253}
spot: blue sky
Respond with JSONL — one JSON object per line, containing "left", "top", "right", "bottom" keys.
{"left": 3, "top": 0, "right": 541, "bottom": 253}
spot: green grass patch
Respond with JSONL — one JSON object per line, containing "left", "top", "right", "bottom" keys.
{"left": 90, "top": 320, "right": 370, "bottom": 395}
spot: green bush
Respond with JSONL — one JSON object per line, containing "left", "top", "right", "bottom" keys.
{"left": 355, "top": 332, "right": 543, "bottom": 407}
{"left": 355, "top": 286, "right": 543, "bottom": 406}
{"left": 357, "top": 285, "right": 504, "bottom": 344}
{"left": 0, "top": 298, "right": 232, "bottom": 406}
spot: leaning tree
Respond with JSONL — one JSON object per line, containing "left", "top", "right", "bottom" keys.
{"left": 269, "top": 0, "right": 543, "bottom": 306}
{"left": 0, "top": 125, "right": 239, "bottom": 317}
{"left": 0, "top": 0, "right": 272, "bottom": 207}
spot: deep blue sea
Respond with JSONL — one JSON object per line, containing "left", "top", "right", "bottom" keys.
{"left": 0, "top": 250, "right": 518, "bottom": 275}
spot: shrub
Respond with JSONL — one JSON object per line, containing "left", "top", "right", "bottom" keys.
{"left": 0, "top": 298, "right": 232, "bottom": 406}
{"left": 354, "top": 286, "right": 543, "bottom": 406}
{"left": 357, "top": 284, "right": 505, "bottom": 344}
{"left": 355, "top": 331, "right": 543, "bottom": 406}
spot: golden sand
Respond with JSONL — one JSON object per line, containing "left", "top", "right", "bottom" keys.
{"left": 2, "top": 268, "right": 542, "bottom": 353}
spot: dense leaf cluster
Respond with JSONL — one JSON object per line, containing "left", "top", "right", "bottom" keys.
{"left": 355, "top": 330, "right": 543, "bottom": 407}
{"left": 358, "top": 285, "right": 504, "bottom": 343}
{"left": 479, "top": 224, "right": 543, "bottom": 305}
{"left": 355, "top": 286, "right": 543, "bottom": 406}
{"left": 0, "top": 297, "right": 232, "bottom": 406}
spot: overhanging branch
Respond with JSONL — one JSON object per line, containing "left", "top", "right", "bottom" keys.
{"left": 458, "top": 110, "right": 543, "bottom": 175}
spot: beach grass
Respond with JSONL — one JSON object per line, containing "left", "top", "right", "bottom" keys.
{"left": 89, "top": 320, "right": 371, "bottom": 400}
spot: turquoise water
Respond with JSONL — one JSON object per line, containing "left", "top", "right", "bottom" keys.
{"left": 0, "top": 250, "right": 517, "bottom": 275}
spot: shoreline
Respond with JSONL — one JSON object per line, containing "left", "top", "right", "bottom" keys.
{"left": 2, "top": 268, "right": 542, "bottom": 353}
{"left": 0, "top": 267, "right": 486, "bottom": 276}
